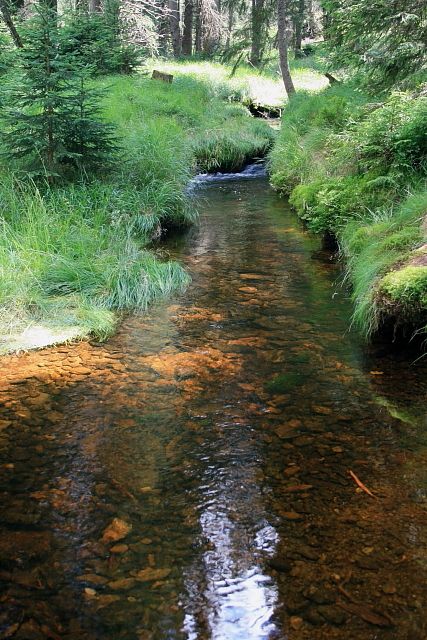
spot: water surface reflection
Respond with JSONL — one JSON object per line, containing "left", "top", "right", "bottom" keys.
{"left": 0, "top": 170, "right": 426, "bottom": 640}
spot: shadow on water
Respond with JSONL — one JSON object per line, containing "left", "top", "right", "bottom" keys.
{"left": 0, "top": 168, "right": 426, "bottom": 640}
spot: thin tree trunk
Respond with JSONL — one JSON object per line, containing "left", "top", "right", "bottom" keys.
{"left": 250, "top": 0, "right": 264, "bottom": 67}
{"left": 182, "top": 0, "right": 193, "bottom": 55}
{"left": 194, "top": 0, "right": 202, "bottom": 52}
{"left": 89, "top": 0, "right": 101, "bottom": 11}
{"left": 157, "top": 0, "right": 169, "bottom": 55}
{"left": 226, "top": 5, "right": 233, "bottom": 48}
{"left": 169, "top": 0, "right": 182, "bottom": 57}
{"left": 0, "top": 0, "right": 23, "bottom": 47}
{"left": 277, "top": 0, "right": 295, "bottom": 96}
{"left": 294, "top": 0, "right": 304, "bottom": 57}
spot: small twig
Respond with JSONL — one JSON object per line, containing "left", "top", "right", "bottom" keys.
{"left": 111, "top": 478, "right": 137, "bottom": 503}
{"left": 337, "top": 584, "right": 358, "bottom": 603}
{"left": 348, "top": 469, "right": 377, "bottom": 499}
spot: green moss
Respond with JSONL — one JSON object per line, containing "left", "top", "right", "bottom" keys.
{"left": 380, "top": 266, "right": 427, "bottom": 306}
{"left": 265, "top": 372, "right": 305, "bottom": 393}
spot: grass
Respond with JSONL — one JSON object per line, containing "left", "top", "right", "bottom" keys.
{"left": 0, "top": 62, "right": 277, "bottom": 351}
{"left": 268, "top": 62, "right": 427, "bottom": 340}
{"left": 0, "top": 175, "right": 190, "bottom": 352}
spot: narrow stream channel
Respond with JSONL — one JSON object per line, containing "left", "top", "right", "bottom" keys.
{"left": 0, "top": 168, "right": 426, "bottom": 640}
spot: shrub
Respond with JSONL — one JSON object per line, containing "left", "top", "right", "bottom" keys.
{"left": 1, "top": 5, "right": 117, "bottom": 180}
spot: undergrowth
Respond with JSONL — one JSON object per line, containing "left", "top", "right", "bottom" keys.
{"left": 269, "top": 75, "right": 427, "bottom": 340}
{"left": 0, "top": 63, "right": 275, "bottom": 350}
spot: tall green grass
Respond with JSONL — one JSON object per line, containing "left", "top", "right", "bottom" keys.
{"left": 340, "top": 190, "right": 427, "bottom": 336}
{"left": 0, "top": 62, "right": 277, "bottom": 350}
{"left": 269, "top": 74, "right": 427, "bottom": 339}
{"left": 0, "top": 175, "right": 189, "bottom": 348}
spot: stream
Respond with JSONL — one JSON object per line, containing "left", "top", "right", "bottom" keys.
{"left": 0, "top": 167, "right": 426, "bottom": 640}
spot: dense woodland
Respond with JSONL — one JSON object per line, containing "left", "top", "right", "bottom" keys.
{"left": 0, "top": 0, "right": 426, "bottom": 349}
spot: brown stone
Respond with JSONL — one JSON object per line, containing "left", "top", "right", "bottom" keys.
{"left": 284, "top": 465, "right": 301, "bottom": 477}
{"left": 102, "top": 518, "right": 132, "bottom": 543}
{"left": 77, "top": 574, "right": 108, "bottom": 585}
{"left": 108, "top": 578, "right": 136, "bottom": 590}
{"left": 290, "top": 616, "right": 303, "bottom": 630}
{"left": 110, "top": 544, "right": 129, "bottom": 554}
{"left": 135, "top": 567, "right": 171, "bottom": 582}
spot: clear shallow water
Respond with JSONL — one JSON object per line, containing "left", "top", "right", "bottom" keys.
{"left": 0, "top": 171, "right": 426, "bottom": 640}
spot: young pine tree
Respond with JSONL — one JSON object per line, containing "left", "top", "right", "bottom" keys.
{"left": 2, "top": 3, "right": 117, "bottom": 180}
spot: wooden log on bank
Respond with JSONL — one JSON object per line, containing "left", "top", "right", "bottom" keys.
{"left": 152, "top": 70, "right": 174, "bottom": 84}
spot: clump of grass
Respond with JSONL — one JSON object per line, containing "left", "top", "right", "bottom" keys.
{"left": 339, "top": 190, "right": 427, "bottom": 337}
{"left": 380, "top": 266, "right": 427, "bottom": 306}
{"left": 0, "top": 176, "right": 189, "bottom": 347}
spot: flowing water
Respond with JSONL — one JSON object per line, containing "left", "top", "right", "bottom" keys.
{"left": 0, "top": 168, "right": 426, "bottom": 640}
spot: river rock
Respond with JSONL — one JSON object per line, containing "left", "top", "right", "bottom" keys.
{"left": 289, "top": 616, "right": 304, "bottom": 631}
{"left": 268, "top": 557, "right": 292, "bottom": 573}
{"left": 304, "top": 585, "right": 334, "bottom": 605}
{"left": 284, "top": 465, "right": 301, "bottom": 477}
{"left": 318, "top": 605, "right": 347, "bottom": 625}
{"left": 77, "top": 574, "right": 108, "bottom": 585}
{"left": 135, "top": 568, "right": 171, "bottom": 582}
{"left": 110, "top": 544, "right": 129, "bottom": 554}
{"left": 102, "top": 518, "right": 132, "bottom": 543}
{"left": 304, "top": 608, "right": 324, "bottom": 626}
{"left": 108, "top": 578, "right": 136, "bottom": 590}
{"left": 96, "top": 595, "right": 121, "bottom": 609}
{"left": 0, "top": 531, "right": 52, "bottom": 563}
{"left": 281, "top": 511, "right": 303, "bottom": 521}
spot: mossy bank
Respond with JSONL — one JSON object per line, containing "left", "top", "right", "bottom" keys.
{"left": 269, "top": 82, "right": 427, "bottom": 343}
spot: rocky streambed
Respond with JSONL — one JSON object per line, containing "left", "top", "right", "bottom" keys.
{"left": 0, "top": 169, "right": 426, "bottom": 640}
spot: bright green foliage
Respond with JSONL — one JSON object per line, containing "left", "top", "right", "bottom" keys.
{"left": 340, "top": 190, "right": 427, "bottom": 336}
{"left": 323, "top": 0, "right": 427, "bottom": 90}
{"left": 380, "top": 266, "right": 427, "bottom": 307}
{"left": 273, "top": 89, "right": 427, "bottom": 233}
{"left": 1, "top": 4, "right": 117, "bottom": 179}
{"left": 0, "top": 62, "right": 274, "bottom": 347}
{"left": 0, "top": 175, "right": 189, "bottom": 344}
{"left": 269, "top": 52, "right": 427, "bottom": 338}
{"left": 0, "top": 29, "right": 13, "bottom": 75}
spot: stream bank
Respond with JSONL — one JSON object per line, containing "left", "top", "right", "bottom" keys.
{"left": 269, "top": 85, "right": 427, "bottom": 345}
{"left": 0, "top": 169, "right": 426, "bottom": 640}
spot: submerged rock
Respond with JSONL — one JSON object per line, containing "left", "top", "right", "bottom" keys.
{"left": 102, "top": 518, "right": 132, "bottom": 544}
{"left": 135, "top": 568, "right": 171, "bottom": 582}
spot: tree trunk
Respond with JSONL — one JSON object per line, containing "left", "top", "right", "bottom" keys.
{"left": 182, "top": 0, "right": 193, "bottom": 55}
{"left": 169, "top": 0, "right": 182, "bottom": 57}
{"left": 277, "top": 0, "right": 295, "bottom": 96}
{"left": 0, "top": 0, "right": 23, "bottom": 47}
{"left": 194, "top": 0, "right": 202, "bottom": 52}
{"left": 226, "top": 5, "right": 233, "bottom": 48}
{"left": 89, "top": 0, "right": 101, "bottom": 11}
{"left": 294, "top": 0, "right": 305, "bottom": 57}
{"left": 157, "top": 0, "right": 169, "bottom": 55}
{"left": 250, "top": 0, "right": 264, "bottom": 67}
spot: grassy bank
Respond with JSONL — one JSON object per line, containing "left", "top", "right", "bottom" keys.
{"left": 0, "top": 63, "right": 275, "bottom": 353}
{"left": 269, "top": 81, "right": 427, "bottom": 340}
